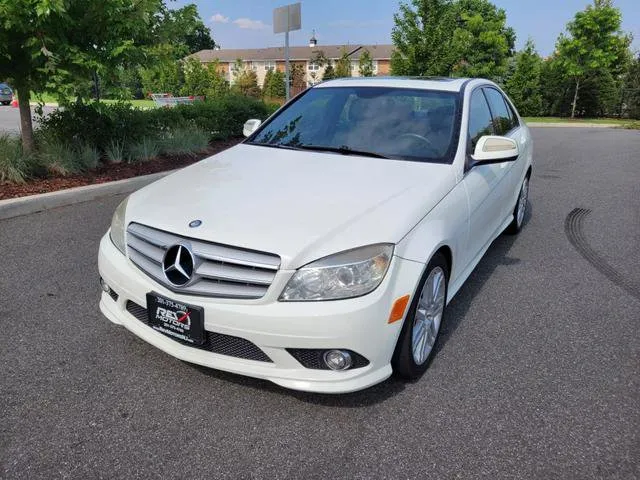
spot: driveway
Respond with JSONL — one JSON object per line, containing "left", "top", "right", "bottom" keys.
{"left": 0, "top": 105, "right": 56, "bottom": 134}
{"left": 0, "top": 128, "right": 638, "bottom": 479}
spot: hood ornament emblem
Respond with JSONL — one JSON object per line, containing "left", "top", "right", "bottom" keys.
{"left": 189, "top": 220, "right": 202, "bottom": 228}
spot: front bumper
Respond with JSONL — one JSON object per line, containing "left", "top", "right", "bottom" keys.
{"left": 98, "top": 233, "right": 423, "bottom": 393}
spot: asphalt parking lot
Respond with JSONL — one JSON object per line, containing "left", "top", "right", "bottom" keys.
{"left": 1, "top": 127, "right": 639, "bottom": 479}
{"left": 0, "top": 105, "right": 56, "bottom": 134}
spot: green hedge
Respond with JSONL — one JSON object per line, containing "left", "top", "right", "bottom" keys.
{"left": 37, "top": 95, "right": 276, "bottom": 151}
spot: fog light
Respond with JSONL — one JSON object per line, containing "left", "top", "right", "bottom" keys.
{"left": 323, "top": 350, "right": 353, "bottom": 371}
{"left": 100, "top": 277, "right": 111, "bottom": 293}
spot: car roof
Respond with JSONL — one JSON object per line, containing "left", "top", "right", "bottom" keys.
{"left": 315, "top": 76, "right": 474, "bottom": 93}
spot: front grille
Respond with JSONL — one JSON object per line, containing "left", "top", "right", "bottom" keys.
{"left": 126, "top": 222, "right": 280, "bottom": 300}
{"left": 125, "top": 300, "right": 272, "bottom": 363}
{"left": 287, "top": 349, "right": 370, "bottom": 370}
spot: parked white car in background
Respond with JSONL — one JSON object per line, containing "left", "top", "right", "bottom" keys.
{"left": 98, "top": 77, "right": 532, "bottom": 393}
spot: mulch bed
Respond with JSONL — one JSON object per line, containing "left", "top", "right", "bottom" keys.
{"left": 0, "top": 138, "right": 241, "bottom": 201}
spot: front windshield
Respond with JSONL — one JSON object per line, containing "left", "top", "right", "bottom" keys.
{"left": 248, "top": 86, "right": 459, "bottom": 163}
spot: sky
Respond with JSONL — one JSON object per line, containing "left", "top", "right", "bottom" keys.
{"left": 172, "top": 0, "right": 640, "bottom": 56}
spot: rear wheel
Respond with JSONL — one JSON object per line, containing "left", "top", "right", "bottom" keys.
{"left": 392, "top": 252, "right": 448, "bottom": 379}
{"left": 1, "top": 101, "right": 10, "bottom": 106}
{"left": 506, "top": 175, "right": 529, "bottom": 234}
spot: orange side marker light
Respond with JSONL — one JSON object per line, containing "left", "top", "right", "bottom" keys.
{"left": 388, "top": 295, "right": 410, "bottom": 323}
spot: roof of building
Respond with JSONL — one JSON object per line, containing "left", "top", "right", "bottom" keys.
{"left": 315, "top": 76, "right": 472, "bottom": 92}
{"left": 192, "top": 44, "right": 394, "bottom": 63}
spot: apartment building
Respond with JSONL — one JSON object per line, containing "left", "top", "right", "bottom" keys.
{"left": 191, "top": 43, "right": 394, "bottom": 87}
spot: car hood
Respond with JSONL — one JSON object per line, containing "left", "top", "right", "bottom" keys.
{"left": 126, "top": 144, "right": 456, "bottom": 269}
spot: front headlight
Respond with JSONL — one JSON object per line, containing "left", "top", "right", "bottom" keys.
{"left": 280, "top": 244, "right": 394, "bottom": 301}
{"left": 109, "top": 196, "right": 129, "bottom": 255}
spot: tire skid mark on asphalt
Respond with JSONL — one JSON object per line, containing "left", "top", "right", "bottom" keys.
{"left": 565, "top": 208, "right": 640, "bottom": 301}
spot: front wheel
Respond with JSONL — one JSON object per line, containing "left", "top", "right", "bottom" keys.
{"left": 1, "top": 101, "right": 10, "bottom": 106}
{"left": 505, "top": 175, "right": 529, "bottom": 235}
{"left": 392, "top": 252, "right": 448, "bottom": 379}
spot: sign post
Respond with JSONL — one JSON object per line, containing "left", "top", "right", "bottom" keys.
{"left": 273, "top": 3, "right": 301, "bottom": 100}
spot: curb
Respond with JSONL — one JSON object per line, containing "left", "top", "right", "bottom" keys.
{"left": 0, "top": 170, "right": 175, "bottom": 221}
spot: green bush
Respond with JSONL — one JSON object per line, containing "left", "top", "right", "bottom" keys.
{"left": 128, "top": 137, "right": 161, "bottom": 163}
{"left": 161, "top": 128, "right": 209, "bottom": 156}
{"left": 0, "top": 134, "right": 30, "bottom": 184}
{"left": 77, "top": 144, "right": 101, "bottom": 170}
{"left": 105, "top": 139, "right": 126, "bottom": 163}
{"left": 37, "top": 95, "right": 271, "bottom": 148}
{"left": 36, "top": 141, "right": 82, "bottom": 176}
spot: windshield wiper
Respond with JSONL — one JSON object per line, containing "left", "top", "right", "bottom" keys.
{"left": 296, "top": 144, "right": 390, "bottom": 159}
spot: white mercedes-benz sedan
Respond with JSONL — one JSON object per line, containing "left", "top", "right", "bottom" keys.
{"left": 98, "top": 77, "right": 532, "bottom": 393}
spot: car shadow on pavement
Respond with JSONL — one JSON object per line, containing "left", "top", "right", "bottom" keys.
{"left": 188, "top": 202, "right": 532, "bottom": 406}
{"left": 434, "top": 202, "right": 533, "bottom": 357}
{"left": 188, "top": 362, "right": 407, "bottom": 407}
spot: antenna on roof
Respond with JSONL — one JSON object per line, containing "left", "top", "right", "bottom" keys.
{"left": 309, "top": 29, "right": 317, "bottom": 48}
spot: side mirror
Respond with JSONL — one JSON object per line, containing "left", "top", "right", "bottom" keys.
{"left": 243, "top": 119, "right": 262, "bottom": 137}
{"left": 471, "top": 135, "right": 519, "bottom": 164}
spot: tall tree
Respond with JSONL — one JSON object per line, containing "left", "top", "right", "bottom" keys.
{"left": 391, "top": 0, "right": 457, "bottom": 76}
{"left": 359, "top": 49, "right": 375, "bottom": 77}
{"left": 391, "top": 0, "right": 514, "bottom": 78}
{"left": 623, "top": 55, "right": 640, "bottom": 119}
{"left": 322, "top": 63, "right": 336, "bottom": 81}
{"left": 0, "top": 0, "right": 160, "bottom": 151}
{"left": 555, "top": 0, "right": 631, "bottom": 117}
{"left": 335, "top": 48, "right": 352, "bottom": 78}
{"left": 152, "top": 4, "right": 216, "bottom": 56}
{"left": 504, "top": 39, "right": 543, "bottom": 116}
{"left": 449, "top": 0, "right": 515, "bottom": 80}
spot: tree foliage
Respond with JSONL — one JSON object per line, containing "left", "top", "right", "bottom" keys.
{"left": 335, "top": 48, "right": 352, "bottom": 78}
{"left": 449, "top": 0, "right": 515, "bottom": 80}
{"left": 322, "top": 63, "right": 336, "bottom": 81}
{"left": 623, "top": 55, "right": 640, "bottom": 119}
{"left": 391, "top": 0, "right": 457, "bottom": 76}
{"left": 555, "top": 0, "right": 631, "bottom": 117}
{"left": 263, "top": 70, "right": 286, "bottom": 98}
{"left": 0, "top": 0, "right": 161, "bottom": 151}
{"left": 504, "top": 39, "right": 542, "bottom": 116}
{"left": 359, "top": 49, "right": 375, "bottom": 77}
{"left": 391, "top": 0, "right": 514, "bottom": 78}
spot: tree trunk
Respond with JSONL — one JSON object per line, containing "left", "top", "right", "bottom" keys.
{"left": 571, "top": 78, "right": 580, "bottom": 118}
{"left": 15, "top": 83, "right": 35, "bottom": 153}
{"left": 93, "top": 70, "right": 100, "bottom": 101}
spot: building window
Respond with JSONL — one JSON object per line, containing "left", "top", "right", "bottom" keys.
{"left": 265, "top": 61, "right": 276, "bottom": 71}
{"left": 308, "top": 61, "right": 320, "bottom": 71}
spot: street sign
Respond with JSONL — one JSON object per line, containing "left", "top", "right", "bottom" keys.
{"left": 273, "top": 3, "right": 301, "bottom": 34}
{"left": 273, "top": 3, "right": 302, "bottom": 100}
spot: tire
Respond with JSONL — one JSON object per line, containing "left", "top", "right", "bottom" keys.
{"left": 1, "top": 101, "right": 9, "bottom": 106}
{"left": 505, "top": 174, "right": 529, "bottom": 235}
{"left": 392, "top": 252, "right": 449, "bottom": 379}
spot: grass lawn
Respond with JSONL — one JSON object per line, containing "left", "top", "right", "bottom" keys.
{"left": 523, "top": 116, "right": 629, "bottom": 125}
{"left": 28, "top": 92, "right": 156, "bottom": 108}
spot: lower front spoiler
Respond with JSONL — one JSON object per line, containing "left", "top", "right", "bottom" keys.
{"left": 99, "top": 295, "right": 393, "bottom": 394}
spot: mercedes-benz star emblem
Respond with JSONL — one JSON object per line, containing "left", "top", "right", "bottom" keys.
{"left": 189, "top": 220, "right": 202, "bottom": 228}
{"left": 162, "top": 244, "right": 195, "bottom": 286}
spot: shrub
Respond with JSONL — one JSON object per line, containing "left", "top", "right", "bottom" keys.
{"left": 161, "top": 128, "right": 209, "bottom": 156}
{"left": 0, "top": 134, "right": 30, "bottom": 184}
{"left": 77, "top": 144, "right": 101, "bottom": 170}
{"left": 36, "top": 141, "right": 82, "bottom": 176}
{"left": 105, "top": 139, "right": 126, "bottom": 163}
{"left": 128, "top": 137, "right": 161, "bottom": 163}
{"left": 37, "top": 95, "right": 272, "bottom": 149}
